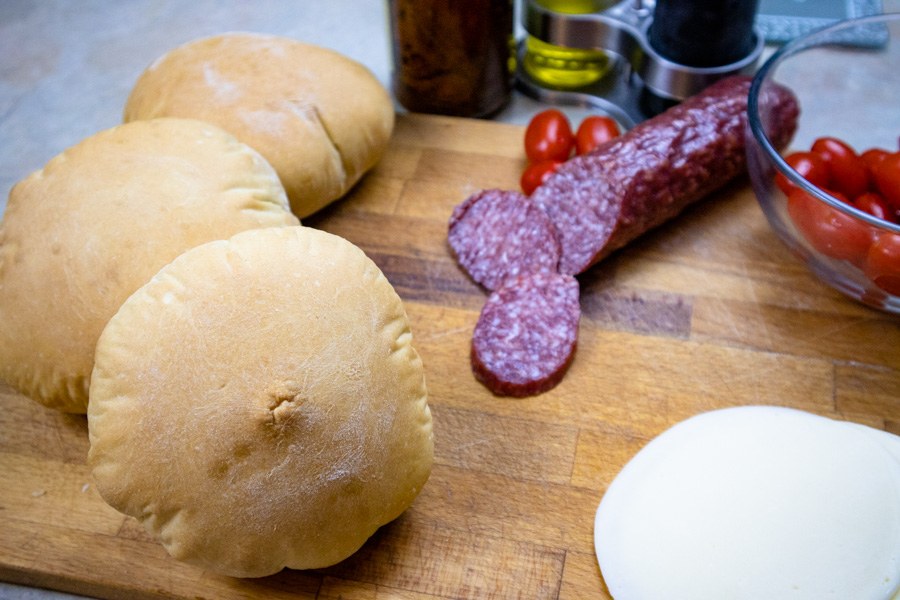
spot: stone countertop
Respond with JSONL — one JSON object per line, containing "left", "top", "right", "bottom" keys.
{"left": 1, "top": 1, "right": 898, "bottom": 599}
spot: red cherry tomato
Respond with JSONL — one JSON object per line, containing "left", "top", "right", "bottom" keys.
{"left": 786, "top": 188, "right": 874, "bottom": 264}
{"left": 520, "top": 159, "right": 562, "bottom": 195}
{"left": 855, "top": 192, "right": 894, "bottom": 222}
{"left": 864, "top": 232, "right": 900, "bottom": 295}
{"left": 810, "top": 137, "right": 870, "bottom": 199}
{"left": 524, "top": 110, "right": 574, "bottom": 163}
{"left": 861, "top": 147, "right": 889, "bottom": 172}
{"left": 872, "top": 152, "right": 900, "bottom": 211}
{"left": 575, "top": 115, "right": 620, "bottom": 155}
{"left": 776, "top": 151, "right": 830, "bottom": 195}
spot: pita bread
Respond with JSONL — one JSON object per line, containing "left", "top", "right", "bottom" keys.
{"left": 87, "top": 226, "right": 433, "bottom": 577}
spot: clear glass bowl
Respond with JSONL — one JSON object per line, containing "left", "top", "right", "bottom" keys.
{"left": 746, "top": 13, "right": 900, "bottom": 313}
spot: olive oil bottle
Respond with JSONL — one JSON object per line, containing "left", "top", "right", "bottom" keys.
{"left": 522, "top": 0, "right": 614, "bottom": 89}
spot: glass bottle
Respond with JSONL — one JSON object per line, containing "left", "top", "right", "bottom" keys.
{"left": 522, "top": 0, "right": 614, "bottom": 89}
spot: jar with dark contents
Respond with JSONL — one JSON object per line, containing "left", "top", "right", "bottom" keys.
{"left": 388, "top": 0, "right": 514, "bottom": 118}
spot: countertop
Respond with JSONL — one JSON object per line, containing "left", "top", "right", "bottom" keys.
{"left": 2, "top": 2, "right": 898, "bottom": 599}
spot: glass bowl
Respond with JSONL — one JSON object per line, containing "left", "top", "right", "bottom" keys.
{"left": 746, "top": 12, "right": 900, "bottom": 313}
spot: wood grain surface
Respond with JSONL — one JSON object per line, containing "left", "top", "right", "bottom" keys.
{"left": 1, "top": 113, "right": 898, "bottom": 600}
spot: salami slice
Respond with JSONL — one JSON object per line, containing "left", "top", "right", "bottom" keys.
{"left": 471, "top": 271, "right": 580, "bottom": 397}
{"left": 448, "top": 189, "right": 561, "bottom": 290}
{"left": 532, "top": 76, "right": 799, "bottom": 275}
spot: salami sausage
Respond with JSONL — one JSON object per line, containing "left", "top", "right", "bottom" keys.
{"left": 448, "top": 189, "right": 561, "bottom": 290}
{"left": 471, "top": 271, "right": 579, "bottom": 397}
{"left": 532, "top": 76, "right": 799, "bottom": 275}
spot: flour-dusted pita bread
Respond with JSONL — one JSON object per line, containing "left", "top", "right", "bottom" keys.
{"left": 87, "top": 226, "right": 433, "bottom": 577}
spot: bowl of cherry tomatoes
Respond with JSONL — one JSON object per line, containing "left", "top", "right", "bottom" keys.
{"left": 746, "top": 12, "right": 900, "bottom": 313}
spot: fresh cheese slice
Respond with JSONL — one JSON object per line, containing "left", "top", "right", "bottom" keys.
{"left": 593, "top": 406, "right": 900, "bottom": 600}
{"left": 842, "top": 420, "right": 900, "bottom": 467}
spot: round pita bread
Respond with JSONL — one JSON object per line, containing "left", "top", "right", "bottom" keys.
{"left": 87, "top": 226, "right": 433, "bottom": 577}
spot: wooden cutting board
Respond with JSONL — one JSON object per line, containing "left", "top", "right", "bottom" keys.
{"left": 1, "top": 113, "right": 898, "bottom": 600}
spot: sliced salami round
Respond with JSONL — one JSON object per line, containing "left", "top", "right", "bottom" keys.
{"left": 471, "top": 271, "right": 580, "bottom": 397}
{"left": 448, "top": 189, "right": 561, "bottom": 291}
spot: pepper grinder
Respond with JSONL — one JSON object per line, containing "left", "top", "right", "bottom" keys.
{"left": 642, "top": 0, "right": 760, "bottom": 114}
{"left": 649, "top": 0, "right": 760, "bottom": 67}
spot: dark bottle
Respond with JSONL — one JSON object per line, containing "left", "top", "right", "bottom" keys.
{"left": 648, "top": 0, "right": 760, "bottom": 68}
{"left": 388, "top": 0, "right": 514, "bottom": 118}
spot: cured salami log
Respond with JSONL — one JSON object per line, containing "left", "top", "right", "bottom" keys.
{"left": 471, "top": 271, "right": 580, "bottom": 397}
{"left": 448, "top": 189, "right": 561, "bottom": 291}
{"left": 532, "top": 76, "right": 799, "bottom": 275}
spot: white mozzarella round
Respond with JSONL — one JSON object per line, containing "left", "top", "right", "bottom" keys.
{"left": 594, "top": 406, "right": 900, "bottom": 600}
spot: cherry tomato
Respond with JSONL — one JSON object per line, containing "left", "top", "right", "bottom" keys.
{"left": 861, "top": 147, "right": 889, "bottom": 171}
{"left": 524, "top": 110, "right": 574, "bottom": 163}
{"left": 864, "top": 232, "right": 900, "bottom": 295}
{"left": 786, "top": 188, "right": 873, "bottom": 264}
{"left": 574, "top": 115, "right": 620, "bottom": 155}
{"left": 520, "top": 159, "right": 562, "bottom": 195}
{"left": 810, "top": 137, "right": 870, "bottom": 200}
{"left": 855, "top": 192, "right": 894, "bottom": 222}
{"left": 776, "top": 151, "right": 830, "bottom": 195}
{"left": 872, "top": 152, "right": 900, "bottom": 211}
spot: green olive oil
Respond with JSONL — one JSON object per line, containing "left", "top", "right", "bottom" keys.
{"left": 523, "top": 0, "right": 614, "bottom": 89}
